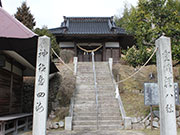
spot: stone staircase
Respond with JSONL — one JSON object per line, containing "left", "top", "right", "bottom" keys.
{"left": 72, "top": 62, "right": 123, "bottom": 130}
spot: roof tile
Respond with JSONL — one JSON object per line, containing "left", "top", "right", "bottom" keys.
{"left": 50, "top": 17, "right": 126, "bottom": 35}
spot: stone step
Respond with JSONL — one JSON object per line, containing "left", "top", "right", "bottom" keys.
{"left": 74, "top": 116, "right": 121, "bottom": 121}
{"left": 76, "top": 73, "right": 111, "bottom": 76}
{"left": 74, "top": 103, "right": 119, "bottom": 108}
{"left": 74, "top": 96, "right": 117, "bottom": 101}
{"left": 73, "top": 125, "right": 97, "bottom": 130}
{"left": 73, "top": 112, "right": 121, "bottom": 117}
{"left": 77, "top": 67, "right": 109, "bottom": 71}
{"left": 76, "top": 81, "right": 113, "bottom": 85}
{"left": 74, "top": 100, "right": 117, "bottom": 104}
{"left": 75, "top": 93, "right": 115, "bottom": 98}
{"left": 74, "top": 99, "right": 117, "bottom": 104}
{"left": 78, "top": 62, "right": 108, "bottom": 65}
{"left": 73, "top": 62, "right": 122, "bottom": 131}
{"left": 76, "top": 76, "right": 112, "bottom": 80}
{"left": 74, "top": 99, "right": 118, "bottom": 106}
{"left": 73, "top": 125, "right": 123, "bottom": 131}
{"left": 76, "top": 84, "right": 114, "bottom": 91}
{"left": 76, "top": 89, "right": 115, "bottom": 92}
{"left": 77, "top": 72, "right": 111, "bottom": 76}
{"left": 99, "top": 125, "right": 123, "bottom": 130}
{"left": 73, "top": 120, "right": 123, "bottom": 125}
{"left": 76, "top": 89, "right": 115, "bottom": 93}
{"left": 73, "top": 107, "right": 119, "bottom": 113}
{"left": 76, "top": 77, "right": 112, "bottom": 81}
{"left": 75, "top": 90, "right": 115, "bottom": 94}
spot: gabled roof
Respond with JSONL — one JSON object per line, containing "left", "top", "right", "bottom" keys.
{"left": 50, "top": 16, "right": 126, "bottom": 35}
{"left": 0, "top": 7, "right": 36, "bottom": 38}
{"left": 0, "top": 7, "right": 58, "bottom": 74}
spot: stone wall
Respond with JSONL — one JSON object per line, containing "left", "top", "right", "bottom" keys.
{"left": 22, "top": 77, "right": 35, "bottom": 113}
{"left": 124, "top": 111, "right": 180, "bottom": 130}
{"left": 22, "top": 73, "right": 62, "bottom": 114}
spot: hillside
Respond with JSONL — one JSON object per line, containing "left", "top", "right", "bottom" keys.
{"left": 113, "top": 63, "right": 180, "bottom": 117}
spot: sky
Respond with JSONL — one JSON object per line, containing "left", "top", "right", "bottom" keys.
{"left": 2, "top": 0, "right": 138, "bottom": 29}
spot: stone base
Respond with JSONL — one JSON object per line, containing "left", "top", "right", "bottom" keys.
{"left": 65, "top": 117, "right": 72, "bottom": 130}
{"left": 124, "top": 117, "right": 132, "bottom": 129}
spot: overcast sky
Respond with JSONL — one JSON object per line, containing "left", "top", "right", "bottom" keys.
{"left": 2, "top": 0, "right": 138, "bottom": 29}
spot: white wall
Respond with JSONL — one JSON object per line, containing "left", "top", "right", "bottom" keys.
{"left": 59, "top": 42, "right": 74, "bottom": 48}
{"left": 105, "top": 42, "right": 119, "bottom": 48}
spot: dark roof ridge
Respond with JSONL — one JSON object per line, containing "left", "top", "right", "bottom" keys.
{"left": 64, "top": 16, "right": 114, "bottom": 20}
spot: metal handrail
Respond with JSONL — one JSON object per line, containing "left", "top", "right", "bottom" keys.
{"left": 69, "top": 58, "right": 78, "bottom": 118}
{"left": 91, "top": 52, "right": 99, "bottom": 129}
{"left": 69, "top": 92, "right": 75, "bottom": 117}
{"left": 108, "top": 59, "right": 126, "bottom": 119}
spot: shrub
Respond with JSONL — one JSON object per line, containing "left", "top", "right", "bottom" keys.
{"left": 60, "top": 49, "right": 74, "bottom": 63}
{"left": 125, "top": 45, "right": 155, "bottom": 67}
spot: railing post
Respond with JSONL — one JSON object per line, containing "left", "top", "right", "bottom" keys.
{"left": 73, "top": 57, "right": 78, "bottom": 76}
{"left": 115, "top": 84, "right": 119, "bottom": 99}
{"left": 115, "top": 84, "right": 126, "bottom": 119}
{"left": 109, "top": 58, "right": 113, "bottom": 72}
{"left": 65, "top": 117, "right": 72, "bottom": 130}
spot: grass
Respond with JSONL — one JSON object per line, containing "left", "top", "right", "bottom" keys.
{"left": 121, "top": 92, "right": 149, "bottom": 117}
{"left": 142, "top": 129, "right": 180, "bottom": 135}
{"left": 114, "top": 63, "right": 180, "bottom": 118}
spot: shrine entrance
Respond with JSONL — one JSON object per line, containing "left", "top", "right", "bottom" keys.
{"left": 77, "top": 45, "right": 103, "bottom": 62}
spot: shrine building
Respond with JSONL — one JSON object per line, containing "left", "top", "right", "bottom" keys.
{"left": 50, "top": 16, "right": 134, "bottom": 62}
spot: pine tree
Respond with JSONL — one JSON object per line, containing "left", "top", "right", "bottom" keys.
{"left": 0, "top": 0, "right": 2, "bottom": 7}
{"left": 14, "top": 2, "right": 36, "bottom": 30}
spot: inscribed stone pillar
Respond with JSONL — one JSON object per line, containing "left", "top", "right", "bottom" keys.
{"left": 156, "top": 36, "right": 177, "bottom": 135}
{"left": 32, "top": 36, "right": 51, "bottom": 135}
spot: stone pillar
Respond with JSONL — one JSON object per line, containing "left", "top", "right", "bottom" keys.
{"left": 156, "top": 36, "right": 177, "bottom": 135}
{"left": 124, "top": 117, "right": 132, "bottom": 129}
{"left": 109, "top": 58, "right": 113, "bottom": 72}
{"left": 73, "top": 57, "right": 78, "bottom": 76}
{"left": 65, "top": 117, "right": 72, "bottom": 130}
{"left": 33, "top": 36, "right": 51, "bottom": 135}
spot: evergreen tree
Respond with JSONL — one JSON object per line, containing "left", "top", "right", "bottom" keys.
{"left": 14, "top": 2, "right": 36, "bottom": 30}
{"left": 116, "top": 0, "right": 180, "bottom": 66}
{"left": 0, "top": 0, "right": 2, "bottom": 7}
{"left": 34, "top": 27, "right": 60, "bottom": 59}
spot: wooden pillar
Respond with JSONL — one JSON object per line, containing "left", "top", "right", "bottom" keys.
{"left": 74, "top": 42, "right": 77, "bottom": 57}
{"left": 156, "top": 36, "right": 177, "bottom": 135}
{"left": 111, "top": 48, "right": 113, "bottom": 58}
{"left": 1, "top": 122, "right": 5, "bottom": 135}
{"left": 33, "top": 36, "right": 51, "bottom": 135}
{"left": 102, "top": 43, "right": 106, "bottom": 61}
{"left": 21, "top": 76, "right": 23, "bottom": 113}
{"left": 119, "top": 42, "right": 121, "bottom": 58}
{"left": 9, "top": 60, "right": 13, "bottom": 113}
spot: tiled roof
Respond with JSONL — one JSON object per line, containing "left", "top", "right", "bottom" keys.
{"left": 0, "top": 7, "right": 36, "bottom": 38}
{"left": 49, "top": 16, "right": 126, "bottom": 35}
